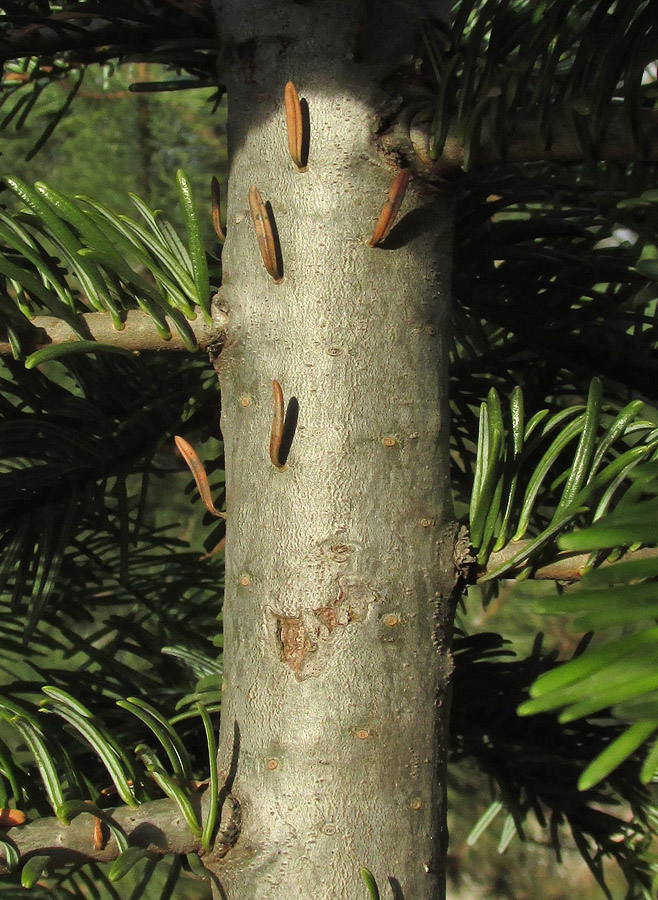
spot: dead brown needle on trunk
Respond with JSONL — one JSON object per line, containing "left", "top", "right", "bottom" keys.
{"left": 211, "top": 175, "right": 226, "bottom": 243}
{"left": 199, "top": 536, "right": 226, "bottom": 561}
{"left": 248, "top": 185, "right": 282, "bottom": 282}
{"left": 93, "top": 816, "right": 105, "bottom": 851}
{"left": 174, "top": 435, "right": 227, "bottom": 519}
{"left": 368, "top": 168, "right": 410, "bottom": 247}
{"left": 0, "top": 808, "right": 25, "bottom": 827}
{"left": 284, "top": 81, "right": 305, "bottom": 170}
{"left": 270, "top": 380, "right": 286, "bottom": 469}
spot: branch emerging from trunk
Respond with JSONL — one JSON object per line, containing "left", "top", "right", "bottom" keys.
{"left": 480, "top": 543, "right": 658, "bottom": 583}
{"left": 0, "top": 308, "right": 228, "bottom": 356}
{"left": 0, "top": 796, "right": 204, "bottom": 874}
{"left": 383, "top": 107, "right": 658, "bottom": 178}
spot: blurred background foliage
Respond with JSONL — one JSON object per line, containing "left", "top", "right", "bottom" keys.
{"left": 0, "top": 61, "right": 225, "bottom": 251}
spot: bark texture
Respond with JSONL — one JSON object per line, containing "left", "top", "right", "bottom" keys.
{"left": 210, "top": 2, "right": 457, "bottom": 897}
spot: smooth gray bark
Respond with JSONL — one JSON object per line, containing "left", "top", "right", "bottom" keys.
{"left": 209, "top": 2, "right": 459, "bottom": 897}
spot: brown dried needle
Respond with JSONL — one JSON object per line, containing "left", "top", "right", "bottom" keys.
{"left": 368, "top": 168, "right": 410, "bottom": 247}
{"left": 211, "top": 175, "right": 226, "bottom": 243}
{"left": 248, "top": 185, "right": 282, "bottom": 282}
{"left": 174, "top": 435, "right": 227, "bottom": 519}
{"left": 284, "top": 80, "right": 305, "bottom": 170}
{"left": 270, "top": 380, "right": 286, "bottom": 469}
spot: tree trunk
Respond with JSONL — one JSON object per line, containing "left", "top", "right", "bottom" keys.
{"left": 208, "top": 3, "right": 462, "bottom": 897}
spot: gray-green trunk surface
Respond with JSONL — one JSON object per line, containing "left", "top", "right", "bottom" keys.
{"left": 210, "top": 2, "right": 457, "bottom": 897}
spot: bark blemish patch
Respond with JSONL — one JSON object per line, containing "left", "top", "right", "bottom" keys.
{"left": 317, "top": 535, "right": 363, "bottom": 564}
{"left": 313, "top": 605, "right": 339, "bottom": 632}
{"left": 269, "top": 605, "right": 343, "bottom": 679}
{"left": 272, "top": 612, "right": 312, "bottom": 677}
{"left": 268, "top": 575, "right": 379, "bottom": 679}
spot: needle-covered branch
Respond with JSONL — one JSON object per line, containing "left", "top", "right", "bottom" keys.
{"left": 0, "top": 796, "right": 203, "bottom": 875}
{"left": 480, "top": 543, "right": 658, "bottom": 583}
{"left": 0, "top": 308, "right": 228, "bottom": 357}
{"left": 383, "top": 108, "right": 658, "bottom": 180}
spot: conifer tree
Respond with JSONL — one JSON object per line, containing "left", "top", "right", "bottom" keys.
{"left": 1, "top": 2, "right": 658, "bottom": 898}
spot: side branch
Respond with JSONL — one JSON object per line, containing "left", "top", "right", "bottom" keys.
{"left": 384, "top": 107, "right": 658, "bottom": 178}
{"left": 0, "top": 797, "right": 203, "bottom": 874}
{"left": 480, "top": 543, "right": 658, "bottom": 583}
{"left": 0, "top": 308, "right": 229, "bottom": 356}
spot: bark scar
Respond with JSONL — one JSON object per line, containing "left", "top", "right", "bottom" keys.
{"left": 214, "top": 794, "right": 241, "bottom": 859}
{"left": 432, "top": 523, "right": 473, "bottom": 654}
{"left": 268, "top": 575, "right": 379, "bottom": 680}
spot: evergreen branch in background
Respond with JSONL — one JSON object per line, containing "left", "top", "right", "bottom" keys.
{"left": 3, "top": 1, "right": 658, "bottom": 174}
{"left": 0, "top": 1, "right": 215, "bottom": 62}
{"left": 0, "top": 171, "right": 226, "bottom": 653}
{"left": 0, "top": 346, "right": 225, "bottom": 844}
{"left": 411, "top": 0, "right": 658, "bottom": 171}
{"left": 467, "top": 379, "right": 658, "bottom": 576}
{"left": 451, "top": 632, "right": 657, "bottom": 900}
{"left": 0, "top": 3, "right": 221, "bottom": 155}
{"left": 0, "top": 538, "right": 222, "bottom": 881}
{"left": 482, "top": 543, "right": 658, "bottom": 583}
{"left": 0, "top": 796, "right": 202, "bottom": 877}
{"left": 0, "top": 350, "right": 223, "bottom": 642}
{"left": 0, "top": 170, "right": 221, "bottom": 363}
{"left": 0, "top": 308, "right": 224, "bottom": 357}
{"left": 0, "top": 517, "right": 223, "bottom": 742}
{"left": 517, "top": 461, "right": 658, "bottom": 792}
{"left": 452, "top": 167, "right": 658, "bottom": 399}
{"left": 459, "top": 383, "right": 658, "bottom": 895}
{"left": 450, "top": 163, "right": 658, "bottom": 519}
{"left": 7, "top": 856, "right": 185, "bottom": 900}
{"left": 0, "top": 685, "right": 219, "bottom": 871}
